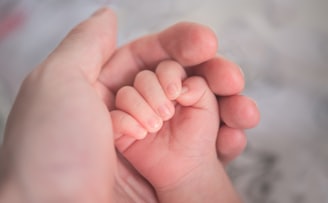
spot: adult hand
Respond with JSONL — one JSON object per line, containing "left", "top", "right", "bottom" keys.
{"left": 0, "top": 8, "right": 259, "bottom": 202}
{"left": 98, "top": 15, "right": 259, "bottom": 165}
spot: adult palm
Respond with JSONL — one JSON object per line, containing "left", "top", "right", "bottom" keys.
{"left": 1, "top": 8, "right": 258, "bottom": 203}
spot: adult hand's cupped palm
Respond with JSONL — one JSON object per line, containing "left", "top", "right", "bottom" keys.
{"left": 1, "top": 8, "right": 259, "bottom": 202}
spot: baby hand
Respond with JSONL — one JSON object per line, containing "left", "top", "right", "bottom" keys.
{"left": 111, "top": 60, "right": 219, "bottom": 190}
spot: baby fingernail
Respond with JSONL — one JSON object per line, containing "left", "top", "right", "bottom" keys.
{"left": 147, "top": 117, "right": 162, "bottom": 132}
{"left": 167, "top": 84, "right": 180, "bottom": 99}
{"left": 158, "top": 104, "right": 172, "bottom": 120}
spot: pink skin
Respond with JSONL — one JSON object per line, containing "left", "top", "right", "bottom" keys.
{"left": 112, "top": 61, "right": 241, "bottom": 202}
{"left": 0, "top": 8, "right": 259, "bottom": 202}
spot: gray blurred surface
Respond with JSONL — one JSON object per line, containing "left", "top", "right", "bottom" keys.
{"left": 0, "top": 0, "right": 327, "bottom": 202}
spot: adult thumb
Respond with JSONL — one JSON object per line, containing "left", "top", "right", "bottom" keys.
{"left": 44, "top": 7, "right": 117, "bottom": 83}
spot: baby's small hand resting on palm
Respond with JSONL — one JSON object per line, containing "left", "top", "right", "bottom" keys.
{"left": 111, "top": 60, "right": 238, "bottom": 202}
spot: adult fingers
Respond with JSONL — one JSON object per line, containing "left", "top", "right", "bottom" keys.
{"left": 216, "top": 126, "right": 247, "bottom": 165}
{"left": 44, "top": 7, "right": 117, "bottom": 83}
{"left": 191, "top": 56, "right": 245, "bottom": 96}
{"left": 219, "top": 95, "right": 260, "bottom": 129}
{"left": 99, "top": 22, "right": 217, "bottom": 92}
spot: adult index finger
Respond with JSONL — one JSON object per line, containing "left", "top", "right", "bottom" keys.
{"left": 98, "top": 22, "right": 218, "bottom": 92}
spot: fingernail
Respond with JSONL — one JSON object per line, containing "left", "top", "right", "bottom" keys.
{"left": 147, "top": 117, "right": 162, "bottom": 132}
{"left": 167, "top": 84, "right": 179, "bottom": 99}
{"left": 250, "top": 97, "right": 259, "bottom": 108}
{"left": 238, "top": 65, "right": 244, "bottom": 78}
{"left": 91, "top": 7, "right": 108, "bottom": 17}
{"left": 158, "top": 103, "right": 172, "bottom": 120}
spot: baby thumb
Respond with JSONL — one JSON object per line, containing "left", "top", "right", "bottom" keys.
{"left": 177, "top": 76, "right": 218, "bottom": 113}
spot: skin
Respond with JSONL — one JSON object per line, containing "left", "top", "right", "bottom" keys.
{"left": 0, "top": 8, "right": 259, "bottom": 203}
{"left": 112, "top": 60, "right": 241, "bottom": 202}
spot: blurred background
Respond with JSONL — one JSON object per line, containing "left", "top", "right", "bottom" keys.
{"left": 0, "top": 0, "right": 327, "bottom": 202}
